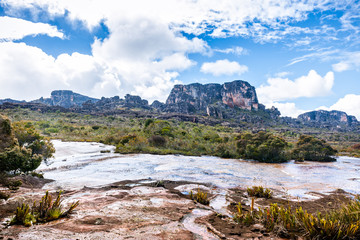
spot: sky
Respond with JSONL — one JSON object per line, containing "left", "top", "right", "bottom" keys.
{"left": 0, "top": 0, "right": 360, "bottom": 119}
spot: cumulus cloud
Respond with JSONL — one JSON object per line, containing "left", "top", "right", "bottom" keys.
{"left": 319, "top": 94, "right": 360, "bottom": 120}
{"left": 1, "top": 0, "right": 351, "bottom": 42}
{"left": 200, "top": 59, "right": 248, "bottom": 76}
{"left": 0, "top": 16, "right": 64, "bottom": 41}
{"left": 257, "top": 70, "right": 334, "bottom": 104}
{"left": 0, "top": 16, "right": 204, "bottom": 102}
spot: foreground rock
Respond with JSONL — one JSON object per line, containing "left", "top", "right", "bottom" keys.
{"left": 1, "top": 177, "right": 354, "bottom": 240}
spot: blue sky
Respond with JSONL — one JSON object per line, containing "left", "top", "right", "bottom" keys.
{"left": 0, "top": 0, "right": 360, "bottom": 119}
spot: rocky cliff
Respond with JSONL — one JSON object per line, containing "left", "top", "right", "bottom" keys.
{"left": 82, "top": 94, "right": 150, "bottom": 112}
{"left": 298, "top": 110, "right": 358, "bottom": 127}
{"left": 33, "top": 90, "right": 99, "bottom": 108}
{"left": 163, "top": 80, "right": 260, "bottom": 115}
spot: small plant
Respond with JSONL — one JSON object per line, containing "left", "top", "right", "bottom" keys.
{"left": 154, "top": 180, "right": 165, "bottom": 187}
{"left": 30, "top": 171, "right": 44, "bottom": 178}
{"left": 189, "top": 188, "right": 209, "bottom": 205}
{"left": 233, "top": 199, "right": 256, "bottom": 226}
{"left": 5, "top": 179, "right": 22, "bottom": 190}
{"left": 10, "top": 190, "right": 79, "bottom": 227}
{"left": 10, "top": 203, "right": 36, "bottom": 227}
{"left": 247, "top": 186, "right": 272, "bottom": 199}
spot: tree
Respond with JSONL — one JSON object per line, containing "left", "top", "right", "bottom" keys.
{"left": 292, "top": 135, "right": 337, "bottom": 162}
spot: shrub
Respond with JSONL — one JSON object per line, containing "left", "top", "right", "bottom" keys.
{"left": 292, "top": 135, "right": 337, "bottom": 162}
{"left": 352, "top": 143, "right": 360, "bottom": 150}
{"left": 247, "top": 186, "right": 272, "bottom": 199}
{"left": 236, "top": 131, "right": 288, "bottom": 163}
{"left": 148, "top": 135, "right": 166, "bottom": 147}
{"left": 92, "top": 125, "right": 100, "bottom": 130}
{"left": 5, "top": 179, "right": 22, "bottom": 190}
{"left": 10, "top": 191, "right": 79, "bottom": 227}
{"left": 0, "top": 146, "right": 42, "bottom": 173}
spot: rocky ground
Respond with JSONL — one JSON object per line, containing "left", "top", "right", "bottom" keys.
{"left": 0, "top": 176, "right": 353, "bottom": 240}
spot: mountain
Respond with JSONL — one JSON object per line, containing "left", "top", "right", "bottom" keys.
{"left": 1, "top": 81, "right": 358, "bottom": 132}
{"left": 154, "top": 80, "right": 263, "bottom": 116}
{"left": 82, "top": 94, "right": 150, "bottom": 111}
{"left": 298, "top": 110, "right": 358, "bottom": 127}
{"left": 32, "top": 90, "right": 99, "bottom": 108}
{"left": 0, "top": 99, "right": 26, "bottom": 104}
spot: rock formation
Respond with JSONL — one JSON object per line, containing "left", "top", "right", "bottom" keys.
{"left": 164, "top": 80, "right": 260, "bottom": 115}
{"left": 33, "top": 90, "right": 99, "bottom": 108}
{"left": 298, "top": 110, "right": 358, "bottom": 126}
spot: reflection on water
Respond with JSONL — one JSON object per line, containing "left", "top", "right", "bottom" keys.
{"left": 38, "top": 140, "right": 360, "bottom": 199}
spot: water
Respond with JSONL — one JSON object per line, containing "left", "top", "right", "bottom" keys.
{"left": 38, "top": 140, "right": 360, "bottom": 198}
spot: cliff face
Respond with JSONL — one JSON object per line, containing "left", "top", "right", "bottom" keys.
{"left": 298, "top": 110, "right": 358, "bottom": 126}
{"left": 82, "top": 94, "right": 150, "bottom": 112}
{"left": 165, "top": 80, "right": 260, "bottom": 114}
{"left": 33, "top": 90, "right": 99, "bottom": 108}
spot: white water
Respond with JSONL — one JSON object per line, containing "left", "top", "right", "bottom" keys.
{"left": 38, "top": 140, "right": 360, "bottom": 199}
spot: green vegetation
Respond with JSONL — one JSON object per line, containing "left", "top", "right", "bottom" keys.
{"left": 0, "top": 108, "right": 344, "bottom": 163}
{"left": 10, "top": 191, "right": 79, "bottom": 227}
{"left": 0, "top": 116, "right": 54, "bottom": 174}
{"left": 247, "top": 186, "right": 272, "bottom": 199}
{"left": 236, "top": 131, "right": 288, "bottom": 163}
{"left": 292, "top": 135, "right": 337, "bottom": 162}
{"left": 189, "top": 188, "right": 210, "bottom": 205}
{"left": 257, "top": 197, "right": 360, "bottom": 239}
{"left": 233, "top": 198, "right": 256, "bottom": 226}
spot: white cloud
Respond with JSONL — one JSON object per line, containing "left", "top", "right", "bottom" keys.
{"left": 257, "top": 70, "right": 334, "bottom": 103}
{"left": 275, "top": 71, "right": 291, "bottom": 78}
{"left": 0, "top": 16, "right": 63, "bottom": 41}
{"left": 321, "top": 94, "right": 360, "bottom": 120}
{"left": 0, "top": 16, "right": 203, "bottom": 102}
{"left": 214, "top": 46, "right": 247, "bottom": 56}
{"left": 200, "top": 59, "right": 248, "bottom": 76}
{"left": 1, "top": 0, "right": 350, "bottom": 42}
{"left": 0, "top": 42, "right": 65, "bottom": 100}
{"left": 332, "top": 51, "right": 360, "bottom": 72}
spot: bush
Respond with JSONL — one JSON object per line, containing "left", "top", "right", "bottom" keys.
{"left": 236, "top": 131, "right": 288, "bottom": 163}
{"left": 10, "top": 191, "right": 79, "bottom": 227}
{"left": 148, "top": 135, "right": 166, "bottom": 147}
{"left": 292, "top": 135, "right": 337, "bottom": 162}
{"left": 0, "top": 146, "right": 42, "bottom": 173}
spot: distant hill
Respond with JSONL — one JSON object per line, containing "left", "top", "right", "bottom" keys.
{"left": 32, "top": 90, "right": 99, "bottom": 108}
{"left": 298, "top": 110, "right": 358, "bottom": 127}
{"left": 0, "top": 98, "right": 26, "bottom": 104}
{"left": 0, "top": 81, "right": 358, "bottom": 132}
